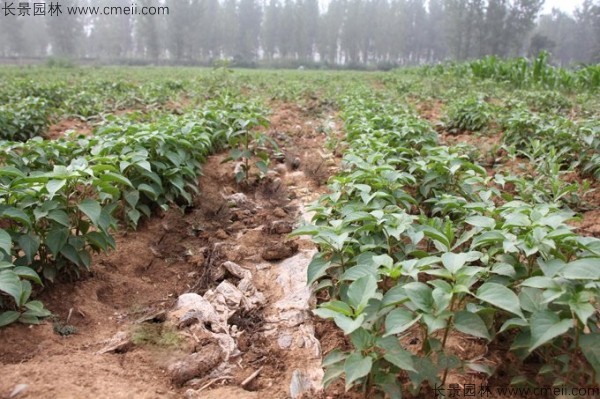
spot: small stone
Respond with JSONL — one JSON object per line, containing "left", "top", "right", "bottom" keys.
{"left": 188, "top": 253, "right": 205, "bottom": 267}
{"left": 274, "top": 163, "right": 287, "bottom": 175}
{"left": 262, "top": 241, "right": 299, "bottom": 261}
{"left": 267, "top": 220, "right": 294, "bottom": 234}
{"left": 222, "top": 261, "right": 251, "bottom": 279}
{"left": 168, "top": 343, "right": 223, "bottom": 386}
{"left": 96, "top": 332, "right": 132, "bottom": 355}
{"left": 215, "top": 229, "right": 229, "bottom": 240}
{"left": 273, "top": 207, "right": 287, "bottom": 218}
{"left": 291, "top": 157, "right": 301, "bottom": 170}
{"left": 278, "top": 334, "right": 293, "bottom": 349}
{"left": 215, "top": 281, "right": 243, "bottom": 308}
{"left": 173, "top": 293, "right": 220, "bottom": 328}
{"left": 290, "top": 370, "right": 312, "bottom": 399}
{"left": 9, "top": 384, "right": 28, "bottom": 398}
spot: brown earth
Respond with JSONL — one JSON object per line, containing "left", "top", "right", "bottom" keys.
{"left": 45, "top": 118, "right": 93, "bottom": 139}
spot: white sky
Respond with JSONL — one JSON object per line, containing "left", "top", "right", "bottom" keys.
{"left": 542, "top": 0, "right": 585, "bottom": 14}
{"left": 315, "top": 0, "right": 588, "bottom": 15}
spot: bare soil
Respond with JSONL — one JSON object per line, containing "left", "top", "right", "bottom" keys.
{"left": 46, "top": 118, "right": 93, "bottom": 139}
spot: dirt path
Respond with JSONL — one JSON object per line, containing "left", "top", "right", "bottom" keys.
{"left": 0, "top": 102, "right": 341, "bottom": 399}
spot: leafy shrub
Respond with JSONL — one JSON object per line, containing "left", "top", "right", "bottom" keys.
{"left": 295, "top": 91, "right": 600, "bottom": 397}
{"left": 0, "top": 97, "right": 52, "bottom": 141}
{"left": 444, "top": 97, "right": 494, "bottom": 133}
{"left": 0, "top": 96, "right": 269, "bottom": 326}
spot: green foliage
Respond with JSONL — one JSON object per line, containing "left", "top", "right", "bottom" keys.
{"left": 501, "top": 109, "right": 599, "bottom": 181}
{"left": 0, "top": 94, "right": 269, "bottom": 326}
{"left": 444, "top": 97, "right": 495, "bottom": 133}
{"left": 426, "top": 52, "right": 600, "bottom": 91}
{"left": 0, "top": 97, "right": 52, "bottom": 141}
{"left": 222, "top": 113, "right": 272, "bottom": 184}
{"left": 296, "top": 89, "right": 600, "bottom": 396}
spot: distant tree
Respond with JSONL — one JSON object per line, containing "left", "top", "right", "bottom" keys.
{"left": 88, "top": 0, "right": 134, "bottom": 60}
{"left": 0, "top": 6, "right": 25, "bottom": 57}
{"left": 574, "top": 0, "right": 600, "bottom": 63}
{"left": 220, "top": 0, "right": 239, "bottom": 58}
{"left": 529, "top": 33, "right": 556, "bottom": 56}
{"left": 46, "top": 0, "right": 83, "bottom": 57}
{"left": 236, "top": 0, "right": 262, "bottom": 61}
{"left": 317, "top": 0, "right": 345, "bottom": 64}
{"left": 426, "top": 0, "right": 448, "bottom": 62}
{"left": 135, "top": 0, "right": 162, "bottom": 60}
{"left": 262, "top": 0, "right": 281, "bottom": 60}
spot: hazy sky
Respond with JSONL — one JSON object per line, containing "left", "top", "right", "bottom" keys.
{"left": 314, "top": 0, "right": 588, "bottom": 15}
{"left": 542, "top": 0, "right": 585, "bottom": 14}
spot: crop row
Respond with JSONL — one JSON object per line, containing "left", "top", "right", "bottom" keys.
{"left": 0, "top": 69, "right": 250, "bottom": 142}
{"left": 295, "top": 89, "right": 600, "bottom": 396}
{"left": 0, "top": 96, "right": 268, "bottom": 326}
{"left": 445, "top": 96, "right": 599, "bottom": 182}
{"left": 421, "top": 52, "right": 600, "bottom": 91}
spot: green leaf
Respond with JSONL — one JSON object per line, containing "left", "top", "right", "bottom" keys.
{"left": 0, "top": 270, "right": 22, "bottom": 304}
{"left": 24, "top": 300, "right": 51, "bottom": 318}
{"left": 46, "top": 179, "right": 66, "bottom": 199}
{"left": 255, "top": 160, "right": 269, "bottom": 174}
{"left": 17, "top": 234, "right": 40, "bottom": 264}
{"left": 561, "top": 258, "right": 600, "bottom": 280}
{"left": 0, "top": 229, "right": 11, "bottom": 256}
{"left": 466, "top": 216, "right": 496, "bottom": 229}
{"left": 1, "top": 207, "right": 31, "bottom": 227}
{"left": 373, "top": 372, "right": 402, "bottom": 399}
{"left": 323, "top": 349, "right": 347, "bottom": 367}
{"left": 408, "top": 356, "right": 440, "bottom": 387}
{"left": 499, "top": 317, "right": 528, "bottom": 334}
{"left": 465, "top": 362, "right": 495, "bottom": 376}
{"left": 350, "top": 328, "right": 373, "bottom": 351}
{"left": 47, "top": 210, "right": 70, "bottom": 227}
{"left": 384, "top": 309, "right": 421, "bottom": 337}
{"left": 18, "top": 313, "right": 40, "bottom": 325}
{"left": 138, "top": 183, "right": 159, "bottom": 200}
{"left": 382, "top": 286, "right": 408, "bottom": 307}
{"left": 580, "top": 334, "right": 600, "bottom": 384}
{"left": 307, "top": 255, "right": 331, "bottom": 285}
{"left": 570, "top": 301, "right": 595, "bottom": 325}
{"left": 77, "top": 199, "right": 102, "bottom": 226}
{"left": 323, "top": 361, "right": 345, "bottom": 389}
{"left": 346, "top": 275, "right": 377, "bottom": 313}
{"left": 403, "top": 282, "right": 433, "bottom": 312}
{"left": 476, "top": 283, "right": 524, "bottom": 318}
{"left": 520, "top": 276, "right": 557, "bottom": 289}
{"left": 19, "top": 280, "right": 32, "bottom": 306}
{"left": 472, "top": 230, "right": 505, "bottom": 249}
{"left": 123, "top": 190, "right": 140, "bottom": 208}
{"left": 46, "top": 228, "right": 69, "bottom": 256}
{"left": 100, "top": 172, "right": 133, "bottom": 187}
{"left": 377, "top": 336, "right": 415, "bottom": 372}
{"left": 529, "top": 310, "right": 572, "bottom": 352}
{"left": 454, "top": 310, "right": 491, "bottom": 341}
{"left": 13, "top": 266, "right": 42, "bottom": 286}
{"left": 313, "top": 308, "right": 366, "bottom": 335}
{"left": 60, "top": 244, "right": 81, "bottom": 266}
{"left": 422, "top": 226, "right": 450, "bottom": 251}
{"left": 344, "top": 353, "right": 372, "bottom": 391}
{"left": 126, "top": 209, "right": 141, "bottom": 227}
{"left": 322, "top": 301, "right": 354, "bottom": 317}
{"left": 441, "top": 252, "right": 480, "bottom": 274}
{"left": 342, "top": 263, "right": 378, "bottom": 281}
{"left": 0, "top": 311, "right": 21, "bottom": 327}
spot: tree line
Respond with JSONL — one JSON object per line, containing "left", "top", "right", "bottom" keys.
{"left": 1, "top": 0, "right": 598, "bottom": 67}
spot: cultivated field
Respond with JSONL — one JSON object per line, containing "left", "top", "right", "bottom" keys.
{"left": 0, "top": 58, "right": 599, "bottom": 398}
